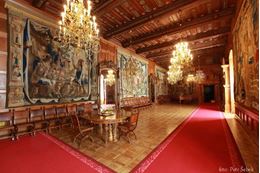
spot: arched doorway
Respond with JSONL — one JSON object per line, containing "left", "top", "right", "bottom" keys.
{"left": 204, "top": 85, "right": 215, "bottom": 103}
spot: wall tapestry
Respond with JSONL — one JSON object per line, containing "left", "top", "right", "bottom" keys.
{"left": 7, "top": 12, "right": 98, "bottom": 107}
{"left": 155, "top": 68, "right": 168, "bottom": 96}
{"left": 118, "top": 52, "right": 148, "bottom": 98}
{"left": 233, "top": 0, "right": 259, "bottom": 110}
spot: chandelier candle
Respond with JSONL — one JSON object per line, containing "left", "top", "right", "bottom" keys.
{"left": 59, "top": 0, "right": 99, "bottom": 51}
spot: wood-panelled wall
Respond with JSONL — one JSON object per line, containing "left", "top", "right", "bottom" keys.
{"left": 0, "top": 0, "right": 7, "bottom": 108}
{"left": 99, "top": 39, "right": 117, "bottom": 63}
{"left": 148, "top": 60, "right": 155, "bottom": 74}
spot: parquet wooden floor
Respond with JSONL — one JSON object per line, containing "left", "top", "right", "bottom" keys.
{"left": 51, "top": 104, "right": 259, "bottom": 173}
{"left": 51, "top": 104, "right": 197, "bottom": 173}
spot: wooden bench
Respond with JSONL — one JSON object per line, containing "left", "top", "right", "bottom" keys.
{"left": 121, "top": 96, "right": 152, "bottom": 110}
{"left": 179, "top": 95, "right": 193, "bottom": 104}
{"left": 235, "top": 103, "right": 259, "bottom": 133}
{"left": 157, "top": 95, "right": 171, "bottom": 104}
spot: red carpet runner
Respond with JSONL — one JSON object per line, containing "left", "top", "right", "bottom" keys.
{"left": 0, "top": 133, "right": 114, "bottom": 173}
{"left": 132, "top": 104, "right": 245, "bottom": 173}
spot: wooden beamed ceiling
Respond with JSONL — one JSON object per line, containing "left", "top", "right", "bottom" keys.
{"left": 103, "top": 0, "right": 209, "bottom": 39}
{"left": 136, "top": 27, "right": 230, "bottom": 54}
{"left": 26, "top": 0, "right": 238, "bottom": 68}
{"left": 121, "top": 7, "right": 234, "bottom": 47}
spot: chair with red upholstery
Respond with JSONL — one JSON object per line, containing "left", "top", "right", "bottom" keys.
{"left": 0, "top": 110, "right": 15, "bottom": 140}
{"left": 118, "top": 109, "right": 139, "bottom": 143}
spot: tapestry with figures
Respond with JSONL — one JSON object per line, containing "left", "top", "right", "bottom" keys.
{"left": 155, "top": 68, "right": 168, "bottom": 96}
{"left": 118, "top": 52, "right": 148, "bottom": 98}
{"left": 7, "top": 13, "right": 98, "bottom": 107}
{"left": 233, "top": 0, "right": 259, "bottom": 111}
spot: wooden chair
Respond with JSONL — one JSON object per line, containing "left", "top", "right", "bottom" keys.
{"left": 77, "top": 103, "right": 93, "bottom": 116}
{"left": 118, "top": 109, "right": 139, "bottom": 143}
{"left": 0, "top": 110, "right": 15, "bottom": 140}
{"left": 56, "top": 105, "right": 70, "bottom": 128}
{"left": 13, "top": 108, "right": 33, "bottom": 139}
{"left": 77, "top": 103, "right": 96, "bottom": 128}
{"left": 44, "top": 106, "right": 58, "bottom": 132}
{"left": 30, "top": 107, "right": 48, "bottom": 134}
{"left": 70, "top": 111, "right": 94, "bottom": 148}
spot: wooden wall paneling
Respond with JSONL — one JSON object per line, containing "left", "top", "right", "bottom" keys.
{"left": 99, "top": 39, "right": 117, "bottom": 63}
{"left": 0, "top": 90, "right": 6, "bottom": 108}
{"left": 0, "top": 37, "right": 7, "bottom": 52}
{"left": 0, "top": 0, "right": 7, "bottom": 13}
{"left": 0, "top": 71, "right": 6, "bottom": 90}
{"left": 0, "top": 18, "right": 7, "bottom": 33}
{"left": 148, "top": 60, "right": 155, "bottom": 74}
{"left": 0, "top": 52, "right": 7, "bottom": 71}
{"left": 0, "top": 1, "right": 7, "bottom": 108}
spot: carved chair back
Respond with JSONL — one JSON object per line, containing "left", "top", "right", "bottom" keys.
{"left": 44, "top": 106, "right": 57, "bottom": 120}
{"left": 0, "top": 111, "right": 13, "bottom": 127}
{"left": 13, "top": 108, "right": 30, "bottom": 125}
{"left": 56, "top": 105, "right": 68, "bottom": 118}
{"left": 30, "top": 107, "right": 44, "bottom": 122}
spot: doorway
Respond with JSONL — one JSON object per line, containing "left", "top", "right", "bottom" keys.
{"left": 204, "top": 85, "right": 215, "bottom": 103}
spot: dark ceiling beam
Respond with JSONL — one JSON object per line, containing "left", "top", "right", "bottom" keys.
{"left": 136, "top": 27, "right": 230, "bottom": 54}
{"left": 94, "top": 0, "right": 127, "bottom": 17}
{"left": 48, "top": 0, "right": 62, "bottom": 9}
{"left": 93, "top": 0, "right": 113, "bottom": 14}
{"left": 122, "top": 7, "right": 234, "bottom": 47}
{"left": 104, "top": 0, "right": 209, "bottom": 39}
{"left": 32, "top": 0, "right": 49, "bottom": 8}
{"left": 146, "top": 41, "right": 226, "bottom": 58}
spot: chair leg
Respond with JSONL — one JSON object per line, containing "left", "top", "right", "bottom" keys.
{"left": 78, "top": 134, "right": 91, "bottom": 148}
{"left": 73, "top": 133, "right": 81, "bottom": 143}
{"left": 80, "top": 134, "right": 93, "bottom": 143}
{"left": 14, "top": 126, "right": 18, "bottom": 140}
{"left": 10, "top": 129, "right": 15, "bottom": 141}
{"left": 89, "top": 136, "right": 94, "bottom": 143}
{"left": 131, "top": 131, "right": 137, "bottom": 140}
{"left": 126, "top": 133, "right": 131, "bottom": 143}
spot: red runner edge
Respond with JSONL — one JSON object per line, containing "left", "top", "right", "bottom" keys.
{"left": 0, "top": 132, "right": 114, "bottom": 173}
{"left": 131, "top": 104, "right": 245, "bottom": 173}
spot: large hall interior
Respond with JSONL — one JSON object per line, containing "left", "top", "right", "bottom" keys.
{"left": 0, "top": 0, "right": 259, "bottom": 173}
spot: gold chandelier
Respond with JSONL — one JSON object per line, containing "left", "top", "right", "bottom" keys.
{"left": 58, "top": 0, "right": 99, "bottom": 51}
{"left": 105, "top": 70, "right": 115, "bottom": 86}
{"left": 167, "top": 42, "right": 193, "bottom": 84}
{"left": 170, "top": 42, "right": 193, "bottom": 66}
{"left": 186, "top": 74, "right": 195, "bottom": 82}
{"left": 167, "top": 64, "right": 183, "bottom": 85}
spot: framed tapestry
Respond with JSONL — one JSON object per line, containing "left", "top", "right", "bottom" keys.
{"left": 118, "top": 51, "right": 148, "bottom": 98}
{"left": 232, "top": 0, "right": 259, "bottom": 110}
{"left": 6, "top": 6, "right": 98, "bottom": 107}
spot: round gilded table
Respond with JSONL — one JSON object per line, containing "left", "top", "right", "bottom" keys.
{"left": 80, "top": 110, "right": 130, "bottom": 144}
